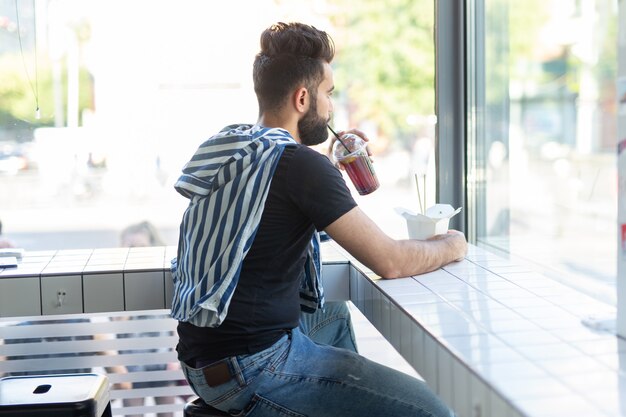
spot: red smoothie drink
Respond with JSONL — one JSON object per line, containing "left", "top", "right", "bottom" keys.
{"left": 342, "top": 154, "right": 379, "bottom": 195}
{"left": 332, "top": 134, "right": 379, "bottom": 195}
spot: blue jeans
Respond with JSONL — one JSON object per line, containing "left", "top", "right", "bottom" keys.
{"left": 181, "top": 302, "right": 454, "bottom": 417}
{"left": 298, "top": 301, "right": 358, "bottom": 352}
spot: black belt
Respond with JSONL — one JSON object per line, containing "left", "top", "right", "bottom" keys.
{"left": 198, "top": 360, "right": 233, "bottom": 387}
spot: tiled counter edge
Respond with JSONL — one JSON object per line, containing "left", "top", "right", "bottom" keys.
{"left": 347, "top": 249, "right": 524, "bottom": 417}
{"left": 344, "top": 244, "right": 621, "bottom": 417}
{"left": 0, "top": 245, "right": 350, "bottom": 317}
{"left": 0, "top": 247, "right": 177, "bottom": 317}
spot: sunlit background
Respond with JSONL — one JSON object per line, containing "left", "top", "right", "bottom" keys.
{"left": 472, "top": 0, "right": 618, "bottom": 303}
{"left": 0, "top": 0, "right": 435, "bottom": 246}
{"left": 0, "top": 0, "right": 619, "bottom": 305}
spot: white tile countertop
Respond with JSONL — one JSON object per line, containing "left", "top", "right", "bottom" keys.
{"left": 0, "top": 246, "right": 178, "bottom": 316}
{"left": 348, "top": 244, "right": 624, "bottom": 417}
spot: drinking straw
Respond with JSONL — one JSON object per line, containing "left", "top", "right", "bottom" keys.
{"left": 327, "top": 125, "right": 351, "bottom": 153}
{"left": 415, "top": 173, "right": 424, "bottom": 215}
{"left": 423, "top": 175, "right": 427, "bottom": 214}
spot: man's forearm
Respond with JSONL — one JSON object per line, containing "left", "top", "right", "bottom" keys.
{"left": 326, "top": 207, "right": 467, "bottom": 280}
{"left": 382, "top": 234, "right": 464, "bottom": 279}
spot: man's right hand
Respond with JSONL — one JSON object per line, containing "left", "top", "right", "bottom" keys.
{"left": 326, "top": 128, "right": 373, "bottom": 170}
{"left": 427, "top": 230, "right": 467, "bottom": 262}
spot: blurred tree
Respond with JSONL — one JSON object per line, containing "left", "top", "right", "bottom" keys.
{"left": 329, "top": 0, "right": 435, "bottom": 152}
{"left": 0, "top": 53, "right": 94, "bottom": 137}
{"left": 0, "top": 2, "right": 94, "bottom": 139}
{"left": 0, "top": 54, "right": 54, "bottom": 128}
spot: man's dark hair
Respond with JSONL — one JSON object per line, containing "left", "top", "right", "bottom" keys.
{"left": 253, "top": 22, "right": 335, "bottom": 114}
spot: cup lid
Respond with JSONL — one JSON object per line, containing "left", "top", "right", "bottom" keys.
{"left": 332, "top": 133, "right": 366, "bottom": 160}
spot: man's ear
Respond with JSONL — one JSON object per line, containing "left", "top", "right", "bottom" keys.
{"left": 292, "top": 87, "right": 309, "bottom": 114}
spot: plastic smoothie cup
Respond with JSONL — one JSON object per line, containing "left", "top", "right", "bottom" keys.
{"left": 332, "top": 134, "right": 379, "bottom": 195}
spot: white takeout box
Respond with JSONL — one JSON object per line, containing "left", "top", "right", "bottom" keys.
{"left": 395, "top": 204, "right": 462, "bottom": 240}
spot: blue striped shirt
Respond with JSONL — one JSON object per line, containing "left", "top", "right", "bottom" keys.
{"left": 170, "top": 124, "right": 324, "bottom": 327}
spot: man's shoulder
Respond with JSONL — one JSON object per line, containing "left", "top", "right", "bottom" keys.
{"left": 285, "top": 144, "right": 330, "bottom": 164}
{"left": 279, "top": 145, "right": 337, "bottom": 181}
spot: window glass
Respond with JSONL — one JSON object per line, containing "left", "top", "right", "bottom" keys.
{"left": 470, "top": 0, "right": 618, "bottom": 302}
{"left": 0, "top": 0, "right": 435, "bottom": 250}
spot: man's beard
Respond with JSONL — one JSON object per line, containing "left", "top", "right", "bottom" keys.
{"left": 298, "top": 99, "right": 329, "bottom": 146}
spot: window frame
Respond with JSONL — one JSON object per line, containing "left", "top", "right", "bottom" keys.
{"left": 435, "top": 0, "right": 467, "bottom": 234}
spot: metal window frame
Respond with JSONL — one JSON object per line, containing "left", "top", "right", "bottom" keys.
{"left": 435, "top": 0, "right": 467, "bottom": 234}
{"left": 617, "top": 0, "right": 626, "bottom": 338}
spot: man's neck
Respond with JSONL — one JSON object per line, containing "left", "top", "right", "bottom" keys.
{"left": 257, "top": 113, "right": 301, "bottom": 144}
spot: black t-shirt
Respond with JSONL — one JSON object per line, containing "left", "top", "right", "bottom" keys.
{"left": 176, "top": 144, "right": 357, "bottom": 363}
